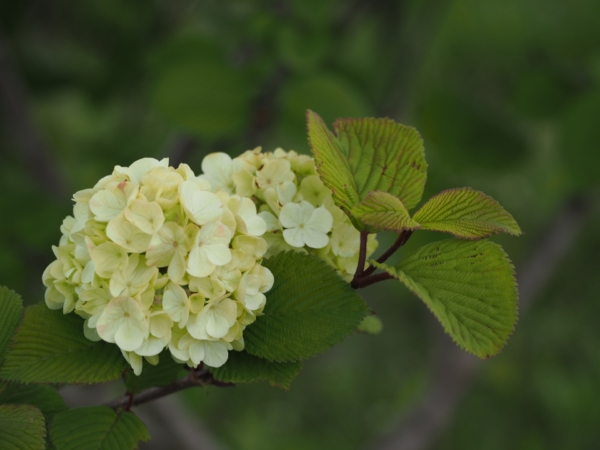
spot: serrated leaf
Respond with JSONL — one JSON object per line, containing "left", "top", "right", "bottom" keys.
{"left": 0, "top": 383, "right": 66, "bottom": 421}
{"left": 124, "top": 351, "right": 185, "bottom": 394}
{"left": 245, "top": 252, "right": 369, "bottom": 362}
{"left": 51, "top": 406, "right": 149, "bottom": 450}
{"left": 357, "top": 315, "right": 383, "bottom": 334}
{"left": 0, "top": 404, "right": 46, "bottom": 450}
{"left": 372, "top": 239, "right": 518, "bottom": 358}
{"left": 351, "top": 191, "right": 420, "bottom": 232}
{"left": 211, "top": 351, "right": 302, "bottom": 390}
{"left": 0, "top": 304, "right": 127, "bottom": 384}
{"left": 307, "top": 110, "right": 427, "bottom": 227}
{"left": 413, "top": 188, "right": 521, "bottom": 239}
{"left": 0, "top": 286, "right": 24, "bottom": 362}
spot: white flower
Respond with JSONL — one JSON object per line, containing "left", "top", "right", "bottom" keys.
{"left": 114, "top": 157, "right": 169, "bottom": 184}
{"left": 187, "top": 297, "right": 237, "bottom": 340}
{"left": 330, "top": 223, "right": 360, "bottom": 257}
{"left": 187, "top": 222, "right": 232, "bottom": 277}
{"left": 96, "top": 296, "right": 149, "bottom": 352}
{"left": 201, "top": 152, "right": 240, "bottom": 194}
{"left": 179, "top": 180, "right": 223, "bottom": 225}
{"left": 89, "top": 181, "right": 138, "bottom": 222}
{"left": 255, "top": 159, "right": 294, "bottom": 190}
{"left": 146, "top": 222, "right": 191, "bottom": 283}
{"left": 279, "top": 201, "right": 333, "bottom": 249}
{"left": 227, "top": 196, "right": 267, "bottom": 236}
{"left": 162, "top": 282, "right": 190, "bottom": 328}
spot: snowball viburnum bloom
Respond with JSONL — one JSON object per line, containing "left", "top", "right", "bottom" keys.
{"left": 199, "top": 149, "right": 378, "bottom": 281}
{"left": 43, "top": 157, "right": 274, "bottom": 375}
{"left": 279, "top": 201, "right": 333, "bottom": 249}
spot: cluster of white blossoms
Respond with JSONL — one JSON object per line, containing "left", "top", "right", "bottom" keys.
{"left": 200, "top": 147, "right": 377, "bottom": 281}
{"left": 42, "top": 158, "right": 273, "bottom": 375}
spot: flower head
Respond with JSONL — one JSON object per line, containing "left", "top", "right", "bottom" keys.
{"left": 43, "top": 157, "right": 273, "bottom": 374}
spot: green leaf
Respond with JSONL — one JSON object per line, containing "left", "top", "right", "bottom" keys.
{"left": 413, "top": 188, "right": 521, "bottom": 239}
{"left": 245, "top": 252, "right": 369, "bottom": 362}
{"left": 372, "top": 239, "right": 518, "bottom": 358}
{"left": 351, "top": 191, "right": 420, "bottom": 232}
{"left": 51, "top": 406, "right": 149, "bottom": 450}
{"left": 0, "top": 286, "right": 24, "bottom": 362}
{"left": 357, "top": 315, "right": 383, "bottom": 334}
{"left": 124, "top": 351, "right": 185, "bottom": 394}
{"left": 0, "top": 304, "right": 127, "bottom": 384}
{"left": 0, "top": 384, "right": 66, "bottom": 421}
{"left": 211, "top": 351, "right": 302, "bottom": 390}
{"left": 0, "top": 404, "right": 46, "bottom": 450}
{"left": 306, "top": 110, "right": 427, "bottom": 227}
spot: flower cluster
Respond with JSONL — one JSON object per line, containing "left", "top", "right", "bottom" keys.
{"left": 200, "top": 148, "right": 377, "bottom": 281}
{"left": 43, "top": 158, "right": 273, "bottom": 375}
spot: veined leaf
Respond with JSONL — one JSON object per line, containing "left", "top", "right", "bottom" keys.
{"left": 51, "top": 406, "right": 149, "bottom": 450}
{"left": 124, "top": 351, "right": 185, "bottom": 394}
{"left": 372, "top": 239, "right": 518, "bottom": 358}
{"left": 307, "top": 110, "right": 427, "bottom": 228}
{"left": 245, "top": 252, "right": 369, "bottom": 362}
{"left": 351, "top": 191, "right": 420, "bottom": 232}
{"left": 0, "top": 404, "right": 46, "bottom": 450}
{"left": 413, "top": 188, "right": 521, "bottom": 239}
{"left": 0, "top": 383, "right": 66, "bottom": 421}
{"left": 211, "top": 351, "right": 302, "bottom": 390}
{"left": 0, "top": 304, "right": 127, "bottom": 384}
{"left": 0, "top": 286, "right": 24, "bottom": 362}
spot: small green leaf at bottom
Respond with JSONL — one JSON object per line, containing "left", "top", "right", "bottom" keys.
{"left": 0, "top": 285, "right": 24, "bottom": 361}
{"left": 211, "top": 351, "right": 302, "bottom": 390}
{"left": 372, "top": 239, "right": 518, "bottom": 358}
{"left": 0, "top": 404, "right": 46, "bottom": 450}
{"left": 51, "top": 406, "right": 149, "bottom": 450}
{"left": 0, "top": 304, "right": 126, "bottom": 384}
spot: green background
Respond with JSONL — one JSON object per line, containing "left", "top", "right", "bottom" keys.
{"left": 1, "top": 0, "right": 599, "bottom": 449}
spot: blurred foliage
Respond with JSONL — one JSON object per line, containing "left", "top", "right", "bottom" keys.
{"left": 0, "top": 0, "right": 599, "bottom": 449}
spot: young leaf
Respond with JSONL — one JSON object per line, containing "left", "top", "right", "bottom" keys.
{"left": 244, "top": 252, "right": 369, "bottom": 362}
{"left": 211, "top": 351, "right": 302, "bottom": 390}
{"left": 351, "top": 191, "right": 420, "bottom": 232}
{"left": 51, "top": 406, "right": 149, "bottom": 450}
{"left": 0, "top": 286, "right": 24, "bottom": 362}
{"left": 0, "top": 304, "right": 127, "bottom": 384}
{"left": 413, "top": 188, "right": 521, "bottom": 239}
{"left": 372, "top": 239, "right": 518, "bottom": 358}
{"left": 124, "top": 351, "right": 185, "bottom": 394}
{"left": 0, "top": 404, "right": 46, "bottom": 450}
{"left": 307, "top": 110, "right": 427, "bottom": 224}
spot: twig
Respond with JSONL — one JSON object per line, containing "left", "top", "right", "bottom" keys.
{"left": 105, "top": 369, "right": 233, "bottom": 410}
{"left": 369, "top": 194, "right": 594, "bottom": 450}
{"left": 362, "top": 230, "right": 414, "bottom": 278}
{"left": 352, "top": 272, "right": 395, "bottom": 289}
{"left": 352, "top": 231, "right": 371, "bottom": 282}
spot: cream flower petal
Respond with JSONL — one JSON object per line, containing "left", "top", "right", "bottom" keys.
{"left": 302, "top": 227, "right": 329, "bottom": 249}
{"left": 114, "top": 157, "right": 169, "bottom": 184}
{"left": 124, "top": 199, "right": 165, "bottom": 235}
{"left": 179, "top": 181, "right": 223, "bottom": 225}
{"left": 201, "top": 152, "right": 235, "bottom": 193}
{"left": 282, "top": 228, "right": 305, "bottom": 248}
{"left": 202, "top": 341, "right": 229, "bottom": 367}
{"left": 163, "top": 283, "right": 190, "bottom": 328}
{"left": 306, "top": 206, "right": 333, "bottom": 234}
{"left": 106, "top": 214, "right": 152, "bottom": 253}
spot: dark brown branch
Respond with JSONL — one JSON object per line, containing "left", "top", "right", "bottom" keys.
{"left": 352, "top": 272, "right": 395, "bottom": 289}
{"left": 352, "top": 231, "right": 371, "bottom": 282}
{"left": 370, "top": 194, "right": 594, "bottom": 450}
{"left": 106, "top": 369, "right": 234, "bottom": 410}
{"left": 362, "top": 230, "right": 414, "bottom": 278}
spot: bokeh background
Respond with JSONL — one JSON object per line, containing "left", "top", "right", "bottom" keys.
{"left": 1, "top": 1, "right": 599, "bottom": 449}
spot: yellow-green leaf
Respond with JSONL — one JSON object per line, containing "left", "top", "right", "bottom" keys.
{"left": 372, "top": 239, "right": 518, "bottom": 358}
{"left": 351, "top": 191, "right": 420, "bottom": 232}
{"left": 413, "top": 188, "right": 521, "bottom": 239}
{"left": 307, "top": 110, "right": 427, "bottom": 229}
